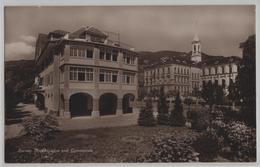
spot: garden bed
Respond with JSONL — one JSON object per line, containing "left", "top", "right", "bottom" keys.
{"left": 5, "top": 125, "right": 198, "bottom": 163}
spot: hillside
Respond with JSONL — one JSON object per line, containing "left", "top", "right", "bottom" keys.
{"left": 5, "top": 59, "right": 35, "bottom": 113}
{"left": 5, "top": 60, "right": 35, "bottom": 84}
{"left": 137, "top": 50, "right": 236, "bottom": 66}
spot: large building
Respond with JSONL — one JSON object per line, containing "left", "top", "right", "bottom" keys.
{"left": 143, "top": 56, "right": 201, "bottom": 96}
{"left": 33, "top": 26, "right": 138, "bottom": 119}
{"left": 143, "top": 35, "right": 241, "bottom": 97}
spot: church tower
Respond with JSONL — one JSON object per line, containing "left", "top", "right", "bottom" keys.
{"left": 191, "top": 34, "right": 202, "bottom": 63}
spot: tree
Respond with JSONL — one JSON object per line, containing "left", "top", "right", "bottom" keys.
{"left": 138, "top": 86, "right": 147, "bottom": 101}
{"left": 237, "top": 35, "right": 256, "bottom": 127}
{"left": 138, "top": 97, "right": 156, "bottom": 127}
{"left": 157, "top": 86, "right": 169, "bottom": 125}
{"left": 201, "top": 81, "right": 215, "bottom": 109}
{"left": 228, "top": 79, "right": 238, "bottom": 108}
{"left": 169, "top": 92, "right": 186, "bottom": 126}
{"left": 184, "top": 97, "right": 193, "bottom": 117}
{"left": 215, "top": 84, "right": 224, "bottom": 105}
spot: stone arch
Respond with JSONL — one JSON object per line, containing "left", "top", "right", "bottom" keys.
{"left": 210, "top": 67, "right": 216, "bottom": 75}
{"left": 122, "top": 93, "right": 135, "bottom": 114}
{"left": 217, "top": 66, "right": 222, "bottom": 74}
{"left": 204, "top": 68, "right": 209, "bottom": 75}
{"left": 69, "top": 93, "right": 93, "bottom": 117}
{"left": 68, "top": 91, "right": 96, "bottom": 100}
{"left": 99, "top": 93, "right": 118, "bottom": 116}
{"left": 224, "top": 65, "right": 230, "bottom": 74}
{"left": 231, "top": 64, "right": 237, "bottom": 73}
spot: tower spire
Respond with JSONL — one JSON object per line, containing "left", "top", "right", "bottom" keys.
{"left": 193, "top": 33, "right": 200, "bottom": 42}
{"left": 191, "top": 34, "right": 201, "bottom": 63}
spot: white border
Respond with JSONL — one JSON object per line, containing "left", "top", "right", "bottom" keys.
{"left": 1, "top": 0, "right": 259, "bottom": 167}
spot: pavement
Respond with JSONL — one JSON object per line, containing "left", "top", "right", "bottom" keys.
{"left": 59, "top": 111, "right": 140, "bottom": 131}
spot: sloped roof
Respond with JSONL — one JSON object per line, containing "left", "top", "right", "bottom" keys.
{"left": 37, "top": 33, "right": 48, "bottom": 45}
{"left": 200, "top": 56, "right": 241, "bottom": 66}
{"left": 52, "top": 30, "right": 69, "bottom": 35}
{"left": 69, "top": 26, "right": 108, "bottom": 39}
{"left": 48, "top": 29, "right": 69, "bottom": 38}
{"left": 144, "top": 53, "right": 199, "bottom": 69}
{"left": 86, "top": 27, "right": 108, "bottom": 38}
{"left": 192, "top": 34, "right": 200, "bottom": 42}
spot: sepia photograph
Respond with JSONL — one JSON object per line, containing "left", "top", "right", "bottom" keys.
{"left": 3, "top": 3, "right": 257, "bottom": 164}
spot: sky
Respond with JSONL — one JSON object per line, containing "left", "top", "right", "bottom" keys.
{"left": 4, "top": 6, "right": 255, "bottom": 61}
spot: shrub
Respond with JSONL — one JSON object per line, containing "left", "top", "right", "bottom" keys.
{"left": 211, "top": 120, "right": 226, "bottom": 137}
{"left": 138, "top": 98, "right": 156, "bottom": 127}
{"left": 169, "top": 92, "right": 185, "bottom": 126}
{"left": 211, "top": 109, "right": 224, "bottom": 121}
{"left": 138, "top": 136, "right": 199, "bottom": 162}
{"left": 224, "top": 121, "right": 256, "bottom": 161}
{"left": 157, "top": 112, "right": 169, "bottom": 125}
{"left": 157, "top": 86, "right": 169, "bottom": 125}
{"left": 22, "top": 114, "right": 60, "bottom": 142}
{"left": 193, "top": 128, "right": 223, "bottom": 161}
{"left": 219, "top": 106, "right": 241, "bottom": 123}
{"left": 189, "top": 110, "right": 210, "bottom": 131}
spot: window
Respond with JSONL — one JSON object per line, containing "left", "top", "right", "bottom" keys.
{"left": 70, "top": 48, "right": 75, "bottom": 57}
{"left": 106, "top": 52, "right": 111, "bottom": 60}
{"left": 70, "top": 47, "right": 93, "bottom": 59}
{"left": 100, "top": 49, "right": 118, "bottom": 61}
{"left": 167, "top": 67, "right": 170, "bottom": 78}
{"left": 69, "top": 67, "right": 93, "bottom": 82}
{"left": 99, "top": 69, "right": 118, "bottom": 83}
{"left": 112, "top": 73, "right": 118, "bottom": 82}
{"left": 123, "top": 52, "right": 135, "bottom": 65}
{"left": 99, "top": 73, "right": 104, "bottom": 82}
{"left": 122, "top": 72, "right": 135, "bottom": 84}
{"left": 126, "top": 57, "right": 130, "bottom": 64}
{"left": 100, "top": 51, "right": 105, "bottom": 59}
{"left": 112, "top": 50, "right": 118, "bottom": 61}
{"left": 77, "top": 68, "right": 86, "bottom": 81}
{"left": 76, "top": 49, "right": 79, "bottom": 57}
{"left": 70, "top": 67, "right": 77, "bottom": 80}
{"left": 86, "top": 49, "right": 93, "bottom": 58}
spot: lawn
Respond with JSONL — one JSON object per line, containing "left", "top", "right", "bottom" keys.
{"left": 5, "top": 125, "right": 199, "bottom": 163}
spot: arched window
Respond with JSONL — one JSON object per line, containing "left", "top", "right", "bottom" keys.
{"left": 99, "top": 93, "right": 117, "bottom": 116}
{"left": 211, "top": 67, "right": 216, "bottom": 75}
{"left": 69, "top": 93, "right": 93, "bottom": 117}
{"left": 122, "top": 94, "right": 135, "bottom": 114}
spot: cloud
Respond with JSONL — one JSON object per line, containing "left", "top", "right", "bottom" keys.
{"left": 5, "top": 42, "right": 35, "bottom": 61}
{"left": 20, "top": 35, "right": 36, "bottom": 44}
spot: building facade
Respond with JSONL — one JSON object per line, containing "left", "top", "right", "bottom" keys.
{"left": 33, "top": 26, "right": 138, "bottom": 119}
{"left": 144, "top": 58, "right": 201, "bottom": 96}
{"left": 201, "top": 57, "right": 240, "bottom": 89}
{"left": 143, "top": 35, "right": 240, "bottom": 97}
